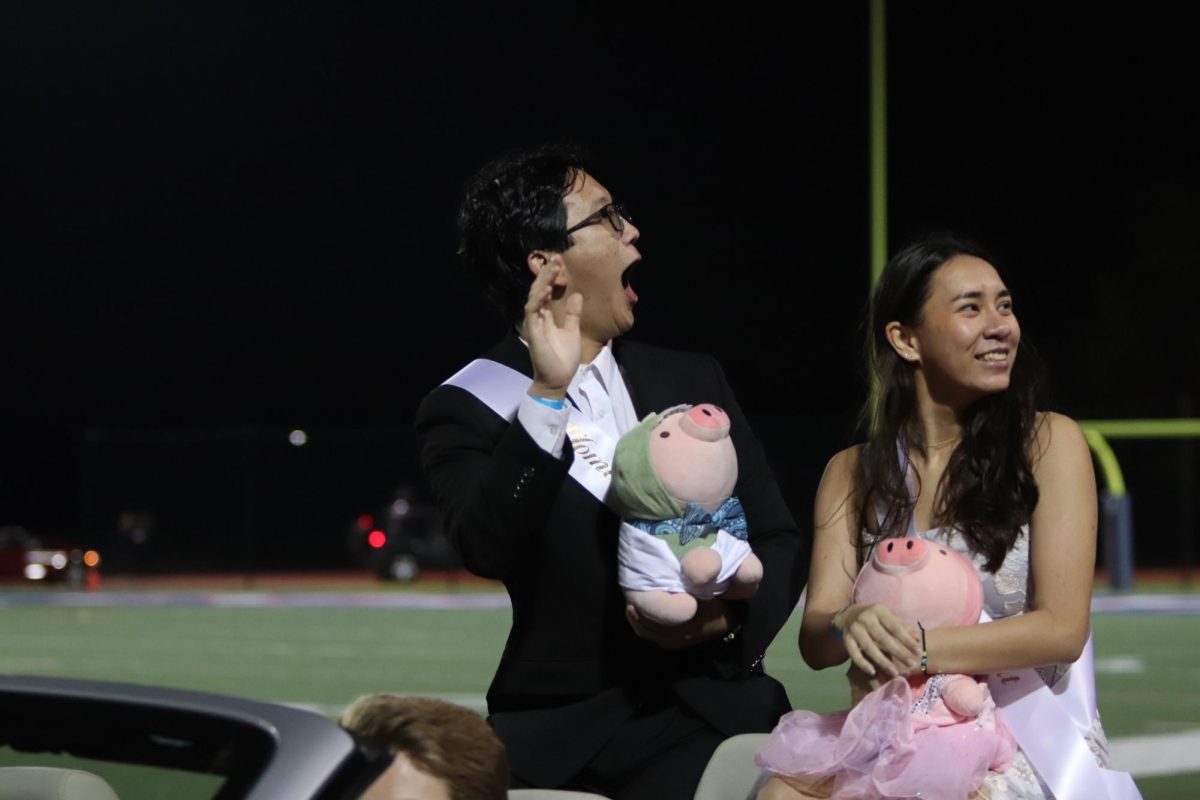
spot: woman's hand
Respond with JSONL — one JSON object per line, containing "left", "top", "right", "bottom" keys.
{"left": 832, "top": 603, "right": 921, "bottom": 678}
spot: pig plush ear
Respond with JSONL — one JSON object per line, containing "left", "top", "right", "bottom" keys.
{"left": 610, "top": 410, "right": 683, "bottom": 520}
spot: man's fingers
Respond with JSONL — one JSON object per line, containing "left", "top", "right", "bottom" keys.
{"left": 532, "top": 261, "right": 557, "bottom": 288}
{"left": 524, "top": 308, "right": 544, "bottom": 342}
{"left": 562, "top": 292, "right": 583, "bottom": 330}
{"left": 524, "top": 264, "right": 558, "bottom": 313}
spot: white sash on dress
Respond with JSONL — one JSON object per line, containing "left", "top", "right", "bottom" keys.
{"left": 981, "top": 614, "right": 1141, "bottom": 799}
{"left": 443, "top": 358, "right": 617, "bottom": 505}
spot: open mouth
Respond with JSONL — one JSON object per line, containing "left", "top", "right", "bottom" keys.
{"left": 621, "top": 260, "right": 640, "bottom": 304}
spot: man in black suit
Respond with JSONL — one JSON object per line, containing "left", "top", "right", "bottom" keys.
{"left": 416, "top": 145, "right": 806, "bottom": 800}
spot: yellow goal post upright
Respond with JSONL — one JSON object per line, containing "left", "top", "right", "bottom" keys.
{"left": 1079, "top": 420, "right": 1200, "bottom": 589}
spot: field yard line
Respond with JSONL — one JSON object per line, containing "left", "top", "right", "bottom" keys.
{"left": 1109, "top": 728, "right": 1200, "bottom": 777}
{"left": 1091, "top": 594, "right": 1200, "bottom": 614}
{"left": 6, "top": 590, "right": 1200, "bottom": 613}
{"left": 0, "top": 590, "right": 511, "bottom": 609}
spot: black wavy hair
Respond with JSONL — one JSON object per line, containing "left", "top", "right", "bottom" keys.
{"left": 457, "top": 144, "right": 588, "bottom": 326}
{"left": 857, "top": 234, "right": 1043, "bottom": 572}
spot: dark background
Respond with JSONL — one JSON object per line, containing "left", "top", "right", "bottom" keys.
{"left": 2, "top": 3, "right": 1196, "bottom": 571}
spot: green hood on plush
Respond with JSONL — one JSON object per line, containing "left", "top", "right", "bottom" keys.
{"left": 610, "top": 407, "right": 686, "bottom": 521}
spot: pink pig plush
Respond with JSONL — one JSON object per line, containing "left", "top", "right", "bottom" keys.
{"left": 755, "top": 538, "right": 1016, "bottom": 799}
{"left": 610, "top": 403, "right": 763, "bottom": 625}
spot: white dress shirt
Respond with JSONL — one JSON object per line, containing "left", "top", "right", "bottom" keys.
{"left": 516, "top": 341, "right": 638, "bottom": 456}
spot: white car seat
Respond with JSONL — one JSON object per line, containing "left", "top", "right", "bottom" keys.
{"left": 0, "top": 767, "right": 120, "bottom": 800}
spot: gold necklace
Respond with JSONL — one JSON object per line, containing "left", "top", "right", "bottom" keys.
{"left": 926, "top": 435, "right": 961, "bottom": 450}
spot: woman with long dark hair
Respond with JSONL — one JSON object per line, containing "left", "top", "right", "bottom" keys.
{"left": 757, "top": 236, "right": 1122, "bottom": 799}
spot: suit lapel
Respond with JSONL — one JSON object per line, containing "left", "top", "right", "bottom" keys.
{"left": 612, "top": 338, "right": 657, "bottom": 419}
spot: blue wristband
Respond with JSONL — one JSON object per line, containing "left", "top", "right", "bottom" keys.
{"left": 529, "top": 394, "right": 567, "bottom": 410}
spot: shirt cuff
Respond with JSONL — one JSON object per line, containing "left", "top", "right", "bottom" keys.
{"left": 517, "top": 393, "right": 570, "bottom": 457}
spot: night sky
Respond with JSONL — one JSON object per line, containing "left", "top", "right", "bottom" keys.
{"left": 3, "top": 4, "right": 1197, "bottom": 569}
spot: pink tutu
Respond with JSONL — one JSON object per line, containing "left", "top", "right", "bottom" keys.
{"left": 756, "top": 677, "right": 1016, "bottom": 800}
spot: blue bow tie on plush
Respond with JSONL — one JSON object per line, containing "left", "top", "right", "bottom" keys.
{"left": 629, "top": 497, "right": 748, "bottom": 545}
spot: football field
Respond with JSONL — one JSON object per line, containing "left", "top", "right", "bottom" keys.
{"left": 1, "top": 585, "right": 1197, "bottom": 799}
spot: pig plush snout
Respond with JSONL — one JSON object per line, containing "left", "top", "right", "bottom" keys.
{"left": 855, "top": 538, "right": 985, "bottom": 629}
{"left": 873, "top": 537, "right": 931, "bottom": 573}
{"left": 678, "top": 404, "right": 731, "bottom": 442}
{"left": 648, "top": 405, "right": 738, "bottom": 513}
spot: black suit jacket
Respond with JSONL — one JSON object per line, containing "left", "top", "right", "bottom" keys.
{"left": 415, "top": 333, "right": 808, "bottom": 786}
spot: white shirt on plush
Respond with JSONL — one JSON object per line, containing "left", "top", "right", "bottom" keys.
{"left": 516, "top": 340, "right": 638, "bottom": 457}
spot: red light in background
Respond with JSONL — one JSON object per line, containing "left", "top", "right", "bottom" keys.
{"left": 357, "top": 514, "right": 374, "bottom": 531}
{"left": 367, "top": 530, "right": 387, "bottom": 549}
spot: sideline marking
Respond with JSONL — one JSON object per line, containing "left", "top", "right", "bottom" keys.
{"left": 7, "top": 590, "right": 1200, "bottom": 613}
{"left": 0, "top": 590, "right": 511, "bottom": 609}
{"left": 1094, "top": 657, "right": 1145, "bottom": 675}
{"left": 1091, "top": 594, "right": 1200, "bottom": 614}
{"left": 1109, "top": 728, "right": 1200, "bottom": 777}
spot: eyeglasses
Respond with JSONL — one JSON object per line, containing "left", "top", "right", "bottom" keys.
{"left": 564, "top": 202, "right": 631, "bottom": 236}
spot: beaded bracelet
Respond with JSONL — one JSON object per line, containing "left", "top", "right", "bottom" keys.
{"left": 918, "top": 621, "right": 929, "bottom": 674}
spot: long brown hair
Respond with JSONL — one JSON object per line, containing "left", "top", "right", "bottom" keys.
{"left": 858, "top": 235, "right": 1042, "bottom": 572}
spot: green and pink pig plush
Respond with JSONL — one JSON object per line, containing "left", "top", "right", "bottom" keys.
{"left": 610, "top": 403, "right": 762, "bottom": 625}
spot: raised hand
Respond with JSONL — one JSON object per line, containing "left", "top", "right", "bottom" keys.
{"left": 520, "top": 264, "right": 582, "bottom": 398}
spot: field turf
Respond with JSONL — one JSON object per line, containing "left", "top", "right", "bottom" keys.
{"left": 1, "top": 592, "right": 1197, "bottom": 798}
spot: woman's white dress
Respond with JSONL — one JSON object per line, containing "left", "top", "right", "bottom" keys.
{"left": 902, "top": 525, "right": 1110, "bottom": 799}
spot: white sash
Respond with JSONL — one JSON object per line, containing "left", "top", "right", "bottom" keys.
{"left": 443, "top": 358, "right": 617, "bottom": 505}
{"left": 982, "top": 613, "right": 1141, "bottom": 799}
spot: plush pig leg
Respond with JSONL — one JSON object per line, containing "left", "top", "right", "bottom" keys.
{"left": 941, "top": 674, "right": 988, "bottom": 717}
{"left": 724, "top": 552, "right": 764, "bottom": 599}
{"left": 626, "top": 589, "right": 698, "bottom": 625}
{"left": 680, "top": 547, "right": 722, "bottom": 588}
